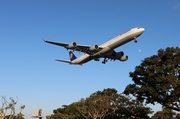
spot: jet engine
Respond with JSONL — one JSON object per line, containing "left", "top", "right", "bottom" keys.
{"left": 115, "top": 51, "right": 128, "bottom": 61}
{"left": 115, "top": 51, "right": 124, "bottom": 58}
{"left": 66, "top": 42, "right": 77, "bottom": 49}
{"left": 119, "top": 55, "right": 128, "bottom": 61}
{"left": 89, "top": 45, "right": 99, "bottom": 51}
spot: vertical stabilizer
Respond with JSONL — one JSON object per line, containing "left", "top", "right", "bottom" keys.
{"left": 69, "top": 51, "right": 77, "bottom": 61}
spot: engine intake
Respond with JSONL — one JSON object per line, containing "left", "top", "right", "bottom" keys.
{"left": 67, "top": 42, "right": 77, "bottom": 49}
{"left": 115, "top": 51, "right": 128, "bottom": 61}
{"left": 115, "top": 51, "right": 124, "bottom": 58}
{"left": 89, "top": 45, "right": 99, "bottom": 51}
{"left": 120, "top": 55, "right": 128, "bottom": 61}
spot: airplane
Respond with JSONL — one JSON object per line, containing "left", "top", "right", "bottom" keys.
{"left": 44, "top": 27, "right": 145, "bottom": 65}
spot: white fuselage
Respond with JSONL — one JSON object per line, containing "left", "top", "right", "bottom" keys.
{"left": 71, "top": 27, "right": 145, "bottom": 65}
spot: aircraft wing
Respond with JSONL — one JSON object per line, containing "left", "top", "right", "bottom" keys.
{"left": 44, "top": 39, "right": 103, "bottom": 54}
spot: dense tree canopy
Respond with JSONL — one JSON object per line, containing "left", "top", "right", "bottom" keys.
{"left": 151, "top": 107, "right": 176, "bottom": 119}
{"left": 50, "top": 103, "right": 84, "bottom": 119}
{"left": 115, "top": 95, "right": 152, "bottom": 119}
{"left": 124, "top": 47, "right": 180, "bottom": 111}
{"left": 76, "top": 88, "right": 120, "bottom": 119}
{"left": 48, "top": 88, "right": 152, "bottom": 119}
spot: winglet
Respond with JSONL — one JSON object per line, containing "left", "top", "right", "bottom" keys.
{"left": 43, "top": 39, "right": 50, "bottom": 44}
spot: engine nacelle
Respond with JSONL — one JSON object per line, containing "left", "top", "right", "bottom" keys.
{"left": 66, "top": 42, "right": 77, "bottom": 49}
{"left": 119, "top": 55, "right": 128, "bottom": 61}
{"left": 115, "top": 51, "right": 124, "bottom": 58}
{"left": 115, "top": 51, "right": 128, "bottom": 61}
{"left": 89, "top": 45, "right": 99, "bottom": 51}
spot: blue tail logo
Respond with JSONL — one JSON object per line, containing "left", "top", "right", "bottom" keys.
{"left": 69, "top": 51, "right": 77, "bottom": 61}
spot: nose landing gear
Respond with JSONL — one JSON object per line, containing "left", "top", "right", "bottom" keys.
{"left": 134, "top": 37, "right": 138, "bottom": 43}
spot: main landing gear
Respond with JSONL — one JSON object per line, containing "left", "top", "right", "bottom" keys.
{"left": 102, "top": 58, "right": 108, "bottom": 64}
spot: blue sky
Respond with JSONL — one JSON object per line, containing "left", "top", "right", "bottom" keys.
{"left": 1, "top": 0, "right": 180, "bottom": 118}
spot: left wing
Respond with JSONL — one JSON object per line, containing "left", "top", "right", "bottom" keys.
{"left": 43, "top": 39, "right": 103, "bottom": 54}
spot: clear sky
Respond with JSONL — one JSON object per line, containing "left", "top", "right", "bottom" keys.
{"left": 1, "top": 0, "right": 180, "bottom": 118}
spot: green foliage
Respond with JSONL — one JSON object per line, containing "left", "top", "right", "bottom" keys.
{"left": 50, "top": 102, "right": 84, "bottom": 119}
{"left": 49, "top": 88, "right": 152, "bottom": 119}
{"left": 151, "top": 107, "right": 179, "bottom": 119}
{"left": 76, "top": 88, "right": 120, "bottom": 119}
{"left": 0, "top": 96, "right": 25, "bottom": 119}
{"left": 113, "top": 94, "right": 152, "bottom": 119}
{"left": 124, "top": 47, "right": 180, "bottom": 111}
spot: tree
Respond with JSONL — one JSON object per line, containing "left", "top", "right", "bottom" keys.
{"left": 76, "top": 88, "right": 152, "bottom": 119}
{"left": 113, "top": 95, "right": 152, "bottom": 119}
{"left": 152, "top": 107, "right": 176, "bottom": 119}
{"left": 151, "top": 111, "right": 163, "bottom": 119}
{"left": 75, "top": 99, "right": 89, "bottom": 119}
{"left": 50, "top": 103, "right": 84, "bottom": 119}
{"left": 48, "top": 88, "right": 153, "bottom": 119}
{"left": 76, "top": 88, "right": 119, "bottom": 119}
{"left": 124, "top": 47, "right": 180, "bottom": 111}
{"left": 162, "top": 107, "right": 176, "bottom": 119}
{"left": 0, "top": 96, "right": 25, "bottom": 119}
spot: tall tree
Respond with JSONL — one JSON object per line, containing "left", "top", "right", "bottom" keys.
{"left": 76, "top": 88, "right": 152, "bottom": 119}
{"left": 48, "top": 89, "right": 152, "bottom": 119}
{"left": 76, "top": 88, "right": 119, "bottom": 119}
{"left": 113, "top": 95, "right": 152, "bottom": 119}
{"left": 51, "top": 103, "right": 84, "bottom": 119}
{"left": 124, "top": 47, "right": 180, "bottom": 111}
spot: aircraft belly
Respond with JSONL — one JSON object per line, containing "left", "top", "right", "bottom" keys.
{"left": 72, "top": 54, "right": 90, "bottom": 64}
{"left": 93, "top": 47, "right": 111, "bottom": 56}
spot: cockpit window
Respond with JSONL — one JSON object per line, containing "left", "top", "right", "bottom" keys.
{"left": 137, "top": 27, "right": 141, "bottom": 29}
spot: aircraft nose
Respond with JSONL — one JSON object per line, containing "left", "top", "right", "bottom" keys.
{"left": 139, "top": 28, "right": 145, "bottom": 34}
{"left": 141, "top": 28, "right": 145, "bottom": 32}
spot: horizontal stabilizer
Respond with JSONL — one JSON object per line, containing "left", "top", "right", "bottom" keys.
{"left": 55, "top": 59, "right": 71, "bottom": 64}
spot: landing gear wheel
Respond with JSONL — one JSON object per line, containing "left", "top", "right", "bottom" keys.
{"left": 134, "top": 37, "right": 138, "bottom": 43}
{"left": 102, "top": 58, "right": 107, "bottom": 64}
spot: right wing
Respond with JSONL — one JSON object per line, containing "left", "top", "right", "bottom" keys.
{"left": 43, "top": 39, "right": 103, "bottom": 54}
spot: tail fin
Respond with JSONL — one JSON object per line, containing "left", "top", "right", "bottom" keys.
{"left": 69, "top": 51, "right": 77, "bottom": 61}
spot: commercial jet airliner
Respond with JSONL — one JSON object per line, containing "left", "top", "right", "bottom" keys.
{"left": 44, "top": 27, "right": 145, "bottom": 65}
